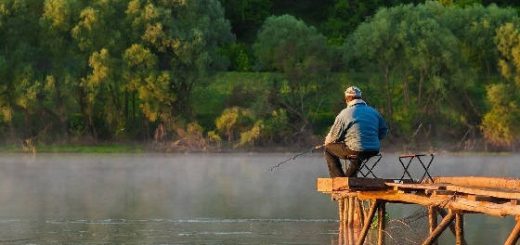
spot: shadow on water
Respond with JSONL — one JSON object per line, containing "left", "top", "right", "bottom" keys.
{"left": 0, "top": 153, "right": 517, "bottom": 244}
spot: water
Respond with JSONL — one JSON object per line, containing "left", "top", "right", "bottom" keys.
{"left": 0, "top": 153, "right": 518, "bottom": 244}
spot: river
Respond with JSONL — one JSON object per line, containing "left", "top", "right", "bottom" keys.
{"left": 0, "top": 153, "right": 517, "bottom": 244}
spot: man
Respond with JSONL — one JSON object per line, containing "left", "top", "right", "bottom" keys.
{"left": 324, "top": 86, "right": 388, "bottom": 177}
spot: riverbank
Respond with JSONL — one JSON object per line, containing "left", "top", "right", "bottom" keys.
{"left": 0, "top": 139, "right": 513, "bottom": 154}
{"left": 0, "top": 143, "right": 145, "bottom": 154}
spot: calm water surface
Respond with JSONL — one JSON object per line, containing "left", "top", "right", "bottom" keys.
{"left": 0, "top": 153, "right": 518, "bottom": 244}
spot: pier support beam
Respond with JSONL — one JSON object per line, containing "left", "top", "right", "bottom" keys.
{"left": 377, "top": 201, "right": 386, "bottom": 245}
{"left": 355, "top": 198, "right": 365, "bottom": 229}
{"left": 455, "top": 212, "right": 465, "bottom": 245}
{"left": 348, "top": 197, "right": 355, "bottom": 227}
{"left": 338, "top": 198, "right": 344, "bottom": 222}
{"left": 422, "top": 210, "right": 455, "bottom": 245}
{"left": 505, "top": 217, "right": 520, "bottom": 245}
{"left": 438, "top": 208, "right": 468, "bottom": 244}
{"left": 428, "top": 206, "right": 438, "bottom": 245}
{"left": 356, "top": 200, "right": 379, "bottom": 245}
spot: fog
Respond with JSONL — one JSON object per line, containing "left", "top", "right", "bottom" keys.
{"left": 0, "top": 153, "right": 518, "bottom": 244}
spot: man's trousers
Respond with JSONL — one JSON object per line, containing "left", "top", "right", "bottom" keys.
{"left": 324, "top": 143, "right": 378, "bottom": 177}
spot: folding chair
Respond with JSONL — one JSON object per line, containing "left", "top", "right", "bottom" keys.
{"left": 398, "top": 153, "right": 435, "bottom": 183}
{"left": 345, "top": 153, "right": 382, "bottom": 178}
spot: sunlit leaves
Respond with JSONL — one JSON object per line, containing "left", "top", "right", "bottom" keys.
{"left": 481, "top": 21, "right": 520, "bottom": 146}
{"left": 42, "top": 0, "right": 72, "bottom": 31}
{"left": 123, "top": 44, "right": 157, "bottom": 70}
{"left": 481, "top": 84, "right": 520, "bottom": 146}
{"left": 71, "top": 7, "right": 98, "bottom": 51}
{"left": 86, "top": 48, "right": 110, "bottom": 89}
{"left": 215, "top": 106, "right": 254, "bottom": 142}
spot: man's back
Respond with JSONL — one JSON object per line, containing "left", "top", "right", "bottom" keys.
{"left": 323, "top": 85, "right": 387, "bottom": 177}
{"left": 340, "top": 103, "right": 387, "bottom": 152}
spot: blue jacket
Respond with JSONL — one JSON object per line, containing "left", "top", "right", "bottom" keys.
{"left": 325, "top": 99, "right": 388, "bottom": 151}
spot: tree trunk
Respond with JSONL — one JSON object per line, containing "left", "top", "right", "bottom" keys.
{"left": 418, "top": 70, "right": 424, "bottom": 108}
{"left": 384, "top": 65, "right": 392, "bottom": 118}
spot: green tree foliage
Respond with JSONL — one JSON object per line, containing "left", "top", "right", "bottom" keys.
{"left": 219, "top": 0, "right": 272, "bottom": 42}
{"left": 323, "top": 0, "right": 421, "bottom": 44}
{"left": 481, "top": 22, "right": 520, "bottom": 146}
{"left": 481, "top": 84, "right": 520, "bottom": 146}
{"left": 254, "top": 15, "right": 332, "bottom": 134}
{"left": 3, "top": 0, "right": 520, "bottom": 150}
{"left": 0, "top": 0, "right": 232, "bottom": 142}
{"left": 345, "top": 2, "right": 516, "bottom": 141}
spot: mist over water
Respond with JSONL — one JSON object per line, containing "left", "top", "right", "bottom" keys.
{"left": 0, "top": 153, "right": 518, "bottom": 244}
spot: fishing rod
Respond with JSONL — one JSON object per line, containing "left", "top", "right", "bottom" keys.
{"left": 268, "top": 144, "right": 324, "bottom": 172}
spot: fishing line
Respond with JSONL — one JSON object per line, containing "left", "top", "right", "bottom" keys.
{"left": 268, "top": 144, "right": 324, "bottom": 172}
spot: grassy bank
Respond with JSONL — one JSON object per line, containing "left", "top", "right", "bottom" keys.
{"left": 0, "top": 143, "right": 145, "bottom": 153}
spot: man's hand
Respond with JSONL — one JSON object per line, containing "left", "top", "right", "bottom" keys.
{"left": 324, "top": 134, "right": 333, "bottom": 145}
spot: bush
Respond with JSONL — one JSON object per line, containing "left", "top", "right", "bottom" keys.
{"left": 215, "top": 106, "right": 254, "bottom": 142}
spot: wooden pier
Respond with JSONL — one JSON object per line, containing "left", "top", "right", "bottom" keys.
{"left": 317, "top": 176, "right": 520, "bottom": 245}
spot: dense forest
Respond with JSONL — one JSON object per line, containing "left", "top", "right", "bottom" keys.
{"left": 1, "top": 0, "right": 520, "bottom": 151}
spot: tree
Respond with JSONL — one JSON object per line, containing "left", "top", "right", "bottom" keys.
{"left": 0, "top": 0, "right": 233, "bottom": 142}
{"left": 254, "top": 15, "right": 332, "bottom": 134}
{"left": 481, "top": 22, "right": 520, "bottom": 147}
{"left": 323, "top": 0, "right": 421, "bottom": 44}
{"left": 344, "top": 2, "right": 516, "bottom": 140}
{"left": 219, "top": 0, "right": 272, "bottom": 42}
{"left": 126, "top": 0, "right": 233, "bottom": 122}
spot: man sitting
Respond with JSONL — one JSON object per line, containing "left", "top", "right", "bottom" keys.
{"left": 324, "top": 86, "right": 388, "bottom": 177}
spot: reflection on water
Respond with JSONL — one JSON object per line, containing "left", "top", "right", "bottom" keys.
{"left": 0, "top": 153, "right": 517, "bottom": 244}
{"left": 0, "top": 218, "right": 337, "bottom": 244}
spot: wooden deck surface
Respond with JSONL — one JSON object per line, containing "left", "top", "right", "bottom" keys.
{"left": 317, "top": 176, "right": 520, "bottom": 217}
{"left": 318, "top": 176, "right": 520, "bottom": 244}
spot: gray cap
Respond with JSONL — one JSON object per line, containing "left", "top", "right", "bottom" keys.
{"left": 345, "top": 86, "right": 362, "bottom": 98}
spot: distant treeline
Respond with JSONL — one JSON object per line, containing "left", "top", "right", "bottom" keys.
{"left": 1, "top": 0, "right": 520, "bottom": 151}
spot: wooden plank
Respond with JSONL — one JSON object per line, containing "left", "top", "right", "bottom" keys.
{"left": 433, "top": 176, "right": 520, "bottom": 191}
{"left": 355, "top": 190, "right": 520, "bottom": 217}
{"left": 431, "top": 190, "right": 456, "bottom": 196}
{"left": 465, "top": 194, "right": 498, "bottom": 202}
{"left": 316, "top": 178, "right": 333, "bottom": 192}
{"left": 386, "top": 182, "right": 447, "bottom": 191}
{"left": 444, "top": 185, "right": 520, "bottom": 200}
{"left": 317, "top": 177, "right": 390, "bottom": 192}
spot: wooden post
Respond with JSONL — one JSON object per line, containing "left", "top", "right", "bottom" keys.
{"left": 338, "top": 198, "right": 344, "bottom": 222}
{"left": 428, "top": 206, "right": 438, "bottom": 245}
{"left": 348, "top": 196, "right": 355, "bottom": 227}
{"left": 377, "top": 202, "right": 386, "bottom": 245}
{"left": 438, "top": 208, "right": 467, "bottom": 244}
{"left": 455, "top": 212, "right": 465, "bottom": 245}
{"left": 348, "top": 224, "right": 355, "bottom": 245}
{"left": 338, "top": 216, "right": 344, "bottom": 245}
{"left": 356, "top": 200, "right": 379, "bottom": 245}
{"left": 422, "top": 210, "right": 455, "bottom": 245}
{"left": 357, "top": 198, "right": 365, "bottom": 230}
{"left": 505, "top": 217, "right": 520, "bottom": 245}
